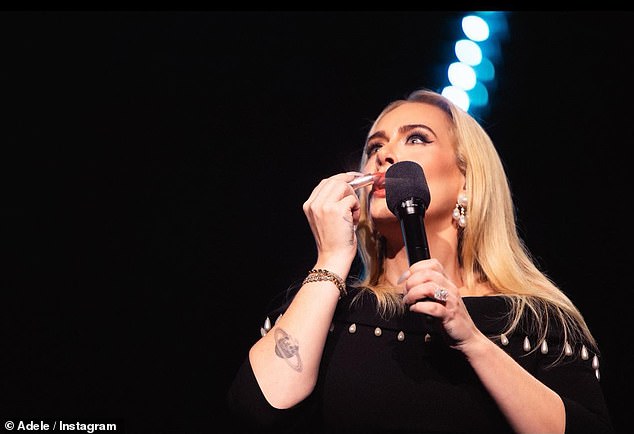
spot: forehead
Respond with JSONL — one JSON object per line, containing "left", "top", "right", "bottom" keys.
{"left": 370, "top": 102, "right": 450, "bottom": 134}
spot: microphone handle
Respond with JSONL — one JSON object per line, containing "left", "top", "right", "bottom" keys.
{"left": 397, "top": 198, "right": 435, "bottom": 325}
{"left": 397, "top": 199, "right": 430, "bottom": 265}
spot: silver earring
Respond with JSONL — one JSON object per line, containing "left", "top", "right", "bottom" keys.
{"left": 452, "top": 193, "right": 468, "bottom": 228}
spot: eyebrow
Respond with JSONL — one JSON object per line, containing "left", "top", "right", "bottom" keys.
{"left": 366, "top": 124, "right": 437, "bottom": 145}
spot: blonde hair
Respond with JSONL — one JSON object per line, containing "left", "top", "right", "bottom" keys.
{"left": 354, "top": 89, "right": 598, "bottom": 363}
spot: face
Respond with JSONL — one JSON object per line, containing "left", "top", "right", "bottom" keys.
{"left": 363, "top": 102, "right": 465, "bottom": 229}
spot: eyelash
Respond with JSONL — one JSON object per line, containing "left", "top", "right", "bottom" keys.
{"left": 365, "top": 132, "right": 432, "bottom": 157}
{"left": 366, "top": 143, "right": 381, "bottom": 156}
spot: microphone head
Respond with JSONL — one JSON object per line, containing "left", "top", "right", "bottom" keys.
{"left": 385, "top": 161, "right": 431, "bottom": 216}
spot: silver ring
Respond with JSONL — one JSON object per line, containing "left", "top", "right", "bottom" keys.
{"left": 433, "top": 287, "right": 449, "bottom": 302}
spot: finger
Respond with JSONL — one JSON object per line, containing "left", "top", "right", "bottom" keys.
{"left": 303, "top": 174, "right": 355, "bottom": 215}
{"left": 303, "top": 178, "right": 329, "bottom": 211}
{"left": 408, "top": 299, "right": 446, "bottom": 317}
{"left": 311, "top": 173, "right": 357, "bottom": 202}
{"left": 403, "top": 268, "right": 444, "bottom": 292}
{"left": 402, "top": 281, "right": 437, "bottom": 305}
{"left": 407, "top": 257, "right": 444, "bottom": 277}
{"left": 432, "top": 286, "right": 450, "bottom": 303}
{"left": 396, "top": 269, "right": 411, "bottom": 285}
{"left": 340, "top": 194, "right": 361, "bottom": 225}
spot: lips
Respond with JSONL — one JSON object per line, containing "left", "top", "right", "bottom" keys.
{"left": 371, "top": 173, "right": 386, "bottom": 197}
{"left": 374, "top": 172, "right": 386, "bottom": 188}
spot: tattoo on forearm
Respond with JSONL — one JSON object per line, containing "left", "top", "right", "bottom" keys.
{"left": 274, "top": 328, "right": 303, "bottom": 372}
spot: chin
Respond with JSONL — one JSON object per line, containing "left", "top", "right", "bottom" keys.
{"left": 370, "top": 207, "right": 397, "bottom": 224}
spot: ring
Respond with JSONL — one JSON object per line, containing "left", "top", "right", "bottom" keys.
{"left": 433, "top": 287, "right": 449, "bottom": 302}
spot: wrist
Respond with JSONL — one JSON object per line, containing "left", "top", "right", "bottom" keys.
{"left": 312, "top": 257, "right": 352, "bottom": 281}
{"left": 458, "top": 330, "right": 494, "bottom": 361}
{"left": 303, "top": 268, "right": 347, "bottom": 299}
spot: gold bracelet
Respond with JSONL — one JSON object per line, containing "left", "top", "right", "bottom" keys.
{"left": 302, "top": 268, "right": 347, "bottom": 298}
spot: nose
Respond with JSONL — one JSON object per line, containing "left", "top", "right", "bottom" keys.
{"left": 376, "top": 144, "right": 397, "bottom": 170}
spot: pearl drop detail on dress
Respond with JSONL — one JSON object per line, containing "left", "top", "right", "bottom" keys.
{"left": 523, "top": 336, "right": 531, "bottom": 352}
{"left": 581, "top": 345, "right": 589, "bottom": 360}
{"left": 260, "top": 316, "right": 272, "bottom": 336}
{"left": 540, "top": 340, "right": 549, "bottom": 354}
{"left": 592, "top": 354, "right": 599, "bottom": 370}
{"left": 564, "top": 342, "right": 573, "bottom": 356}
{"left": 348, "top": 323, "right": 357, "bottom": 333}
{"left": 374, "top": 327, "right": 382, "bottom": 336}
{"left": 397, "top": 331, "right": 405, "bottom": 341}
{"left": 500, "top": 334, "right": 509, "bottom": 346}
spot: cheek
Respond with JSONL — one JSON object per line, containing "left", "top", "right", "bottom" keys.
{"left": 362, "top": 159, "right": 374, "bottom": 174}
{"left": 422, "top": 160, "right": 463, "bottom": 211}
{"left": 428, "top": 184, "right": 459, "bottom": 213}
{"left": 426, "top": 176, "right": 463, "bottom": 213}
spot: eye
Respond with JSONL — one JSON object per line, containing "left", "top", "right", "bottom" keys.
{"left": 407, "top": 133, "right": 432, "bottom": 144}
{"left": 365, "top": 142, "right": 382, "bottom": 157}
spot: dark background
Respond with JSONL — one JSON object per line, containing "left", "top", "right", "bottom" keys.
{"left": 2, "top": 10, "right": 631, "bottom": 433}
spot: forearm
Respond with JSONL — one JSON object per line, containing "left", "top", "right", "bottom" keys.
{"left": 463, "top": 334, "right": 566, "bottom": 434}
{"left": 249, "top": 278, "right": 340, "bottom": 409}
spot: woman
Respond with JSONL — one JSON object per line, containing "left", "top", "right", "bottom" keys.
{"left": 226, "top": 89, "right": 613, "bottom": 433}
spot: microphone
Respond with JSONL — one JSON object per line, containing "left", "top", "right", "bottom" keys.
{"left": 385, "top": 161, "right": 431, "bottom": 265}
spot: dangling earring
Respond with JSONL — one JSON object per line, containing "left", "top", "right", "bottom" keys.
{"left": 452, "top": 193, "right": 468, "bottom": 228}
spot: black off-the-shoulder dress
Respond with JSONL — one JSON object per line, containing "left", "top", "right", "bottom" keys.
{"left": 227, "top": 287, "right": 613, "bottom": 433}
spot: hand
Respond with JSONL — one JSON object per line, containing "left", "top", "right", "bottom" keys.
{"left": 302, "top": 172, "right": 361, "bottom": 276}
{"left": 400, "top": 258, "right": 481, "bottom": 350}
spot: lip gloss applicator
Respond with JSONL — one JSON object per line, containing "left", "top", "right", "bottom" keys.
{"left": 348, "top": 172, "right": 384, "bottom": 190}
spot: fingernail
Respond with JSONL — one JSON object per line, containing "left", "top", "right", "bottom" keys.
{"left": 397, "top": 270, "right": 410, "bottom": 285}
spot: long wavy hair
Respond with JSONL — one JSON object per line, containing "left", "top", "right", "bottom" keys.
{"left": 354, "top": 89, "right": 598, "bottom": 363}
